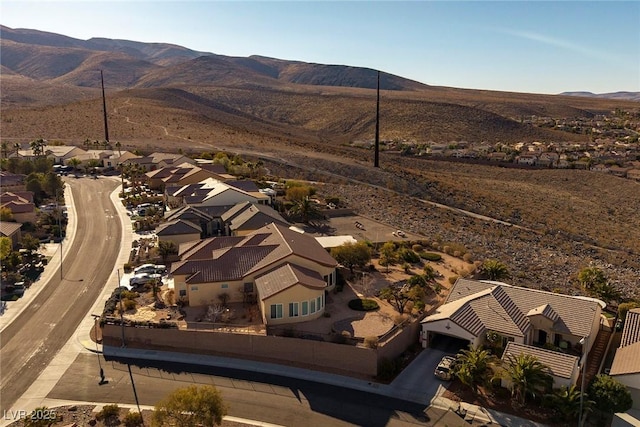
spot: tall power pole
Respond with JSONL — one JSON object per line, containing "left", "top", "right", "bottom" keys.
{"left": 101, "top": 70, "right": 110, "bottom": 143}
{"left": 374, "top": 70, "right": 380, "bottom": 168}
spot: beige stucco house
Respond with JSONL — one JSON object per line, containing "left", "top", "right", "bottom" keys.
{"left": 610, "top": 308, "right": 640, "bottom": 409}
{"left": 170, "top": 222, "right": 337, "bottom": 325}
{"left": 421, "top": 278, "right": 604, "bottom": 388}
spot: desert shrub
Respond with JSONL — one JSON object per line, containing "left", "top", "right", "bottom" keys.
{"left": 398, "top": 248, "right": 420, "bottom": 263}
{"left": 348, "top": 298, "right": 379, "bottom": 311}
{"left": 412, "top": 244, "right": 423, "bottom": 252}
{"left": 463, "top": 253, "right": 474, "bottom": 263}
{"left": 448, "top": 275, "right": 459, "bottom": 285}
{"left": 120, "top": 290, "right": 138, "bottom": 300}
{"left": 123, "top": 298, "right": 137, "bottom": 311}
{"left": 414, "top": 300, "right": 426, "bottom": 311}
{"left": 421, "top": 252, "right": 442, "bottom": 262}
{"left": 393, "top": 314, "right": 408, "bottom": 325}
{"left": 123, "top": 263, "right": 133, "bottom": 273}
{"left": 364, "top": 336, "right": 379, "bottom": 349}
{"left": 96, "top": 404, "right": 120, "bottom": 422}
{"left": 123, "top": 412, "right": 143, "bottom": 427}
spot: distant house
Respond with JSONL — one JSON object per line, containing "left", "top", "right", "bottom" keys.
{"left": 516, "top": 154, "right": 538, "bottom": 165}
{"left": 146, "top": 163, "right": 229, "bottom": 191}
{"left": 538, "top": 152, "right": 559, "bottom": 167}
{"left": 171, "top": 222, "right": 338, "bottom": 325}
{"left": 44, "top": 146, "right": 86, "bottom": 164}
{"left": 421, "top": 279, "right": 604, "bottom": 388}
{"left": 590, "top": 164, "right": 610, "bottom": 173}
{"left": 0, "top": 192, "right": 36, "bottom": 223}
{"left": 626, "top": 169, "right": 640, "bottom": 181}
{"left": 166, "top": 178, "right": 270, "bottom": 209}
{"left": 610, "top": 308, "right": 640, "bottom": 410}
{"left": 164, "top": 205, "right": 219, "bottom": 237}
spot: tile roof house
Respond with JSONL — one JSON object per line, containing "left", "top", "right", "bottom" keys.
{"left": 0, "top": 221, "right": 22, "bottom": 248}
{"left": 155, "top": 219, "right": 202, "bottom": 246}
{"left": 220, "top": 201, "right": 289, "bottom": 236}
{"left": 164, "top": 206, "right": 219, "bottom": 237}
{"left": 610, "top": 308, "right": 640, "bottom": 409}
{"left": 166, "top": 178, "right": 270, "bottom": 209}
{"left": 146, "top": 163, "right": 229, "bottom": 191}
{"left": 501, "top": 342, "right": 579, "bottom": 389}
{"left": 421, "top": 278, "right": 604, "bottom": 388}
{"left": 171, "top": 222, "right": 338, "bottom": 325}
{"left": 0, "top": 192, "right": 36, "bottom": 223}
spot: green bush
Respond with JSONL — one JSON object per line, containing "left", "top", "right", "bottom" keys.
{"left": 348, "top": 298, "right": 380, "bottom": 311}
{"left": 420, "top": 252, "right": 442, "bottom": 261}
{"left": 398, "top": 248, "right": 420, "bottom": 263}
{"left": 123, "top": 411, "right": 143, "bottom": 427}
{"left": 123, "top": 298, "right": 137, "bottom": 311}
{"left": 120, "top": 290, "right": 139, "bottom": 300}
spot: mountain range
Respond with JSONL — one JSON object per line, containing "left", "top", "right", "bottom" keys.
{"left": 1, "top": 25, "right": 638, "bottom": 151}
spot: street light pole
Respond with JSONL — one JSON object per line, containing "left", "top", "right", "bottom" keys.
{"left": 91, "top": 314, "right": 105, "bottom": 385}
{"left": 118, "top": 269, "right": 126, "bottom": 347}
{"left": 578, "top": 335, "right": 589, "bottom": 427}
{"left": 56, "top": 187, "right": 64, "bottom": 280}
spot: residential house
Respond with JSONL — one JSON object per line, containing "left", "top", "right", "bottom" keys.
{"left": 538, "top": 152, "right": 560, "bottom": 168}
{"left": 610, "top": 308, "right": 640, "bottom": 409}
{"left": 146, "top": 163, "right": 228, "bottom": 191}
{"left": 488, "top": 152, "right": 508, "bottom": 162}
{"left": 516, "top": 154, "right": 538, "bottom": 166}
{"left": 626, "top": 169, "right": 640, "bottom": 181}
{"left": 220, "top": 201, "right": 289, "bottom": 236}
{"left": 0, "top": 192, "right": 36, "bottom": 223}
{"left": 421, "top": 279, "right": 604, "bottom": 388}
{"left": 590, "top": 164, "right": 611, "bottom": 173}
{"left": 167, "top": 178, "right": 270, "bottom": 209}
{"left": 155, "top": 219, "right": 203, "bottom": 246}
{"left": 501, "top": 342, "right": 579, "bottom": 389}
{"left": 0, "top": 221, "right": 22, "bottom": 249}
{"left": 149, "top": 152, "right": 196, "bottom": 169}
{"left": 171, "top": 222, "right": 338, "bottom": 325}
{"left": 609, "top": 166, "right": 630, "bottom": 177}
{"left": 0, "top": 172, "right": 26, "bottom": 192}
{"left": 163, "top": 205, "right": 218, "bottom": 237}
{"left": 44, "top": 146, "right": 86, "bottom": 165}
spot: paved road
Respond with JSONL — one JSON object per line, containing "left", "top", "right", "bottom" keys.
{"left": 48, "top": 353, "right": 431, "bottom": 427}
{"left": 0, "top": 178, "right": 122, "bottom": 411}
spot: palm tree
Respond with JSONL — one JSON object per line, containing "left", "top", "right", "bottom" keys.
{"left": 66, "top": 157, "right": 82, "bottom": 172}
{"left": 288, "top": 196, "right": 322, "bottom": 224}
{"left": 114, "top": 141, "right": 122, "bottom": 157}
{"left": 502, "top": 352, "right": 553, "bottom": 404}
{"left": 480, "top": 259, "right": 510, "bottom": 281}
{"left": 577, "top": 265, "right": 606, "bottom": 292}
{"left": 14, "top": 142, "right": 21, "bottom": 157}
{"left": 29, "top": 138, "right": 46, "bottom": 157}
{"left": 1, "top": 142, "right": 8, "bottom": 159}
{"left": 454, "top": 345, "right": 498, "bottom": 393}
{"left": 544, "top": 385, "right": 593, "bottom": 422}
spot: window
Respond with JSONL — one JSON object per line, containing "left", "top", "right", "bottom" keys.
{"left": 316, "top": 296, "right": 322, "bottom": 311}
{"left": 191, "top": 286, "right": 198, "bottom": 291}
{"left": 302, "top": 301, "right": 309, "bottom": 316}
{"left": 221, "top": 284, "right": 229, "bottom": 289}
{"left": 289, "top": 302, "right": 299, "bottom": 317}
{"left": 310, "top": 299, "right": 316, "bottom": 313}
{"left": 179, "top": 290, "right": 186, "bottom": 297}
{"left": 270, "top": 304, "right": 283, "bottom": 319}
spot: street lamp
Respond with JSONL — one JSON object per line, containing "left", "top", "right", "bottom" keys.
{"left": 56, "top": 186, "right": 65, "bottom": 280}
{"left": 578, "top": 335, "right": 589, "bottom": 427}
{"left": 90, "top": 314, "right": 105, "bottom": 385}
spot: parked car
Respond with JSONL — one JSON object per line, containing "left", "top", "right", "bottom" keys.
{"left": 129, "top": 273, "right": 161, "bottom": 287}
{"left": 434, "top": 355, "right": 457, "bottom": 381}
{"left": 134, "top": 264, "right": 166, "bottom": 275}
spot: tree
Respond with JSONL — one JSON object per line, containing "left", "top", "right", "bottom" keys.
{"left": 1, "top": 142, "right": 8, "bottom": 159}
{"left": 454, "top": 345, "right": 498, "bottom": 393}
{"left": 152, "top": 384, "right": 227, "bottom": 427}
{"left": 29, "top": 138, "right": 46, "bottom": 157}
{"left": 544, "top": 385, "right": 593, "bottom": 422}
{"left": 330, "top": 241, "right": 371, "bottom": 273}
{"left": 379, "top": 283, "right": 421, "bottom": 314}
{"left": 66, "top": 157, "right": 82, "bottom": 172}
{"left": 21, "top": 233, "right": 41, "bottom": 255}
{"left": 158, "top": 240, "right": 178, "bottom": 263}
{"left": 0, "top": 237, "right": 12, "bottom": 261}
{"left": 378, "top": 241, "right": 397, "bottom": 272}
{"left": 502, "top": 352, "right": 553, "bottom": 404}
{"left": 480, "top": 259, "right": 510, "bottom": 281}
{"left": 0, "top": 207, "right": 14, "bottom": 222}
{"left": 618, "top": 301, "right": 640, "bottom": 321}
{"left": 588, "top": 374, "right": 633, "bottom": 414}
{"left": 578, "top": 266, "right": 607, "bottom": 291}
{"left": 288, "top": 196, "right": 323, "bottom": 224}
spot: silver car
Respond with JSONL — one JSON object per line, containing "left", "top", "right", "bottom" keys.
{"left": 129, "top": 273, "right": 161, "bottom": 287}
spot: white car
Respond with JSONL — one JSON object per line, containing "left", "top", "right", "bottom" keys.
{"left": 434, "top": 355, "right": 457, "bottom": 381}
{"left": 134, "top": 264, "right": 166, "bottom": 275}
{"left": 129, "top": 273, "right": 161, "bottom": 287}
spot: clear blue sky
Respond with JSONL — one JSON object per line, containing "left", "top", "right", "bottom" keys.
{"left": 2, "top": 1, "right": 639, "bottom": 95}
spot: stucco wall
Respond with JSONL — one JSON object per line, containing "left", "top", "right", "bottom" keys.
{"left": 103, "top": 324, "right": 378, "bottom": 377}
{"left": 261, "top": 285, "right": 325, "bottom": 325}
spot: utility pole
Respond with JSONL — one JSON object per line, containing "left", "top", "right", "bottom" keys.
{"left": 374, "top": 70, "right": 380, "bottom": 168}
{"left": 101, "top": 70, "right": 110, "bottom": 143}
{"left": 118, "top": 269, "right": 126, "bottom": 347}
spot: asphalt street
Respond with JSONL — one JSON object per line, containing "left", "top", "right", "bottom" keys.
{"left": 0, "top": 177, "right": 122, "bottom": 411}
{"left": 48, "top": 353, "right": 432, "bottom": 427}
